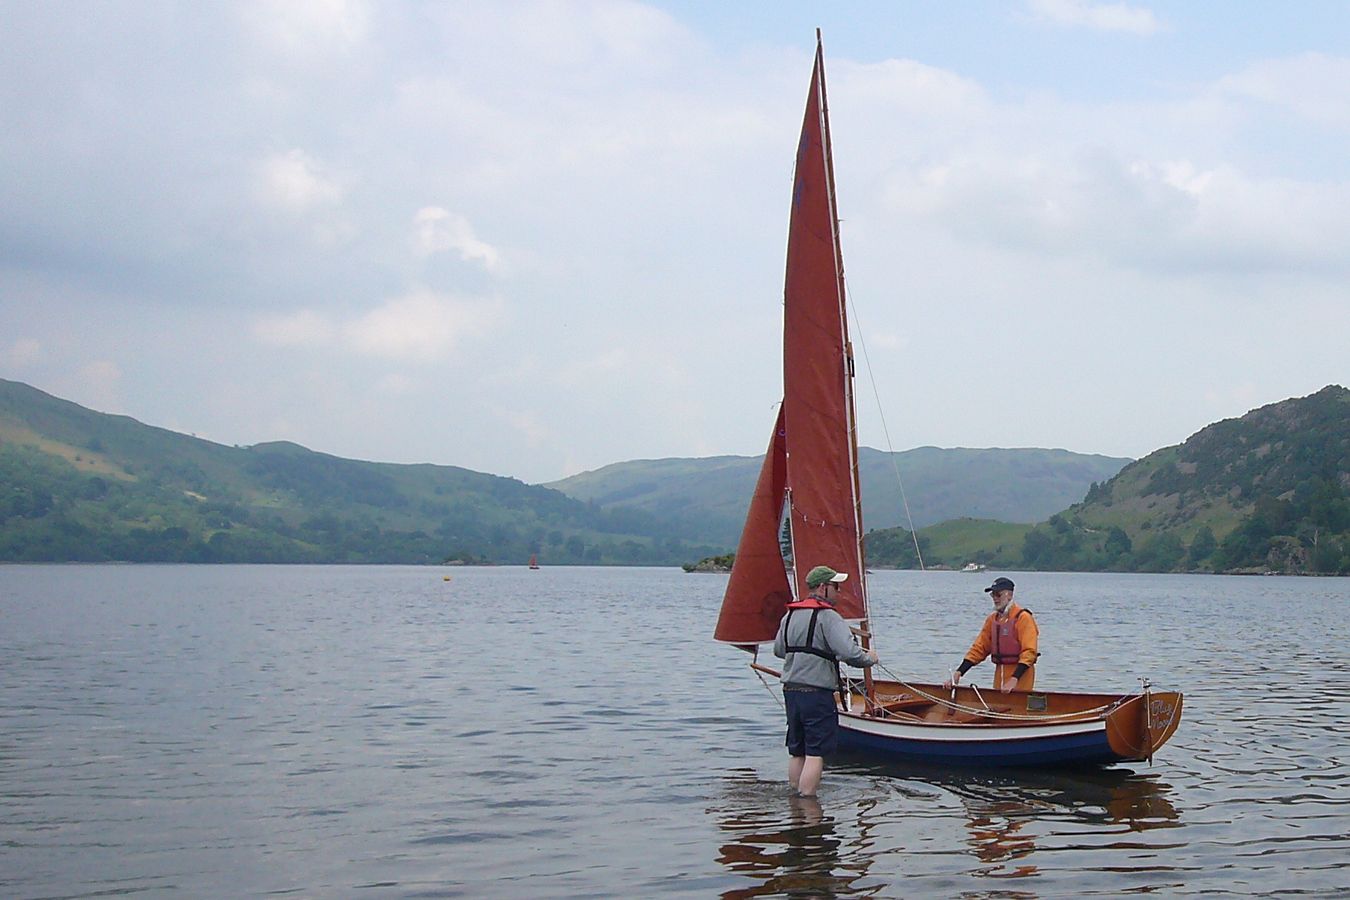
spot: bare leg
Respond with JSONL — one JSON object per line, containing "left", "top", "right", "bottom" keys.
{"left": 788, "top": 755, "right": 804, "bottom": 791}
{"left": 797, "top": 755, "right": 824, "bottom": 797}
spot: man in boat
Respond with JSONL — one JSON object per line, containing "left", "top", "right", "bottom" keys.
{"left": 773, "top": 564, "right": 879, "bottom": 798}
{"left": 943, "top": 576, "right": 1040, "bottom": 694}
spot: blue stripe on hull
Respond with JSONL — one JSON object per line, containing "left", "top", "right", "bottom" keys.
{"left": 836, "top": 725, "right": 1123, "bottom": 767}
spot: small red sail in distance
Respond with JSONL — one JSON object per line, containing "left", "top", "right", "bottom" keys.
{"left": 714, "top": 34, "right": 868, "bottom": 646}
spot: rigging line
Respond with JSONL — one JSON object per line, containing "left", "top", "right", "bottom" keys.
{"left": 843, "top": 282, "right": 926, "bottom": 570}
{"left": 752, "top": 665, "right": 786, "bottom": 710}
{"left": 870, "top": 663, "right": 1126, "bottom": 721}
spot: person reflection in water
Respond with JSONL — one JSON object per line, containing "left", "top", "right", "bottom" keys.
{"left": 773, "top": 565, "right": 878, "bottom": 797}
{"left": 712, "top": 776, "right": 864, "bottom": 900}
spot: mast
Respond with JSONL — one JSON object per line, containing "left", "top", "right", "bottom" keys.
{"left": 809, "top": 29, "right": 875, "bottom": 704}
{"left": 814, "top": 29, "right": 868, "bottom": 615}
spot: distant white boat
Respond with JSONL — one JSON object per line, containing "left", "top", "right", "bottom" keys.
{"left": 960, "top": 562, "right": 987, "bottom": 573}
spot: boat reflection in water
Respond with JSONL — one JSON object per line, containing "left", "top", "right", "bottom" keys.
{"left": 903, "top": 762, "right": 1181, "bottom": 880}
{"left": 711, "top": 763, "right": 1180, "bottom": 896}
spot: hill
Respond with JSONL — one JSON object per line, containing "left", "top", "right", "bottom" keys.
{"left": 868, "top": 386, "right": 1350, "bottom": 575}
{"left": 0, "top": 379, "right": 722, "bottom": 565}
{"left": 866, "top": 518, "right": 1033, "bottom": 570}
{"left": 547, "top": 446, "right": 1130, "bottom": 546}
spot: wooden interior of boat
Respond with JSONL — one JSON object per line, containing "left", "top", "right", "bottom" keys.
{"left": 846, "top": 679, "right": 1138, "bottom": 726}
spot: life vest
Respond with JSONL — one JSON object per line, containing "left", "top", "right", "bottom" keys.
{"left": 783, "top": 598, "right": 837, "bottom": 662}
{"left": 990, "top": 607, "right": 1033, "bottom": 665}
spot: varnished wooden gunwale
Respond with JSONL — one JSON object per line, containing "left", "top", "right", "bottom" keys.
{"left": 837, "top": 679, "right": 1184, "bottom": 764}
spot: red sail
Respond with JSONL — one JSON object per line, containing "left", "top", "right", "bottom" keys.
{"left": 713, "top": 35, "right": 867, "bottom": 645}
{"left": 782, "top": 40, "right": 867, "bottom": 621}
{"left": 714, "top": 407, "right": 792, "bottom": 644}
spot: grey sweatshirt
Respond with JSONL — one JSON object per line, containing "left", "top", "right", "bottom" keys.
{"left": 772, "top": 604, "right": 876, "bottom": 690}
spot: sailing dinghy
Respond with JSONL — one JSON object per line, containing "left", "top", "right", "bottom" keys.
{"left": 713, "top": 33, "right": 1182, "bottom": 768}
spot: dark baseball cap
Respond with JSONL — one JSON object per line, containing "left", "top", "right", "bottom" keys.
{"left": 983, "top": 577, "right": 1015, "bottom": 593}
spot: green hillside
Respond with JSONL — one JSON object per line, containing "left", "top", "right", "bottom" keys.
{"left": 866, "top": 518, "right": 1034, "bottom": 570}
{"left": 869, "top": 386, "right": 1349, "bottom": 575}
{"left": 548, "top": 446, "right": 1130, "bottom": 546}
{"left": 0, "top": 379, "right": 722, "bottom": 565}
{"left": 1048, "top": 385, "right": 1350, "bottom": 574}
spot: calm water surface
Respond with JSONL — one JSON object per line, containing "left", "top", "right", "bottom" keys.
{"left": 2, "top": 565, "right": 1347, "bottom": 897}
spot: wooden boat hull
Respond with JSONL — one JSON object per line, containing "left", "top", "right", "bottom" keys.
{"left": 835, "top": 681, "right": 1183, "bottom": 768}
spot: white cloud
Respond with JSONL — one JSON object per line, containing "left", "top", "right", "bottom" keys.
{"left": 256, "top": 148, "right": 345, "bottom": 214}
{"left": 555, "top": 347, "right": 631, "bottom": 389}
{"left": 886, "top": 145, "right": 1350, "bottom": 276}
{"left": 241, "top": 0, "right": 371, "bottom": 60}
{"left": 374, "top": 372, "right": 417, "bottom": 395}
{"left": 443, "top": 0, "right": 689, "bottom": 74}
{"left": 1215, "top": 53, "right": 1350, "bottom": 128}
{"left": 345, "top": 289, "right": 502, "bottom": 361}
{"left": 412, "top": 207, "right": 502, "bottom": 270}
{"left": 3, "top": 338, "right": 43, "bottom": 368}
{"left": 495, "top": 407, "right": 553, "bottom": 447}
{"left": 864, "top": 332, "right": 905, "bottom": 351}
{"left": 5, "top": 4, "right": 1348, "bottom": 483}
{"left": 1028, "top": 0, "right": 1161, "bottom": 35}
{"left": 253, "top": 290, "right": 502, "bottom": 362}
{"left": 837, "top": 59, "right": 988, "bottom": 121}
{"left": 254, "top": 310, "right": 339, "bottom": 346}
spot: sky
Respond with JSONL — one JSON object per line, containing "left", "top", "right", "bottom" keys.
{"left": 2, "top": 1, "right": 1348, "bottom": 485}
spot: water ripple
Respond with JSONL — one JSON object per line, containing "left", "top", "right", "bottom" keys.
{"left": 1, "top": 566, "right": 1347, "bottom": 896}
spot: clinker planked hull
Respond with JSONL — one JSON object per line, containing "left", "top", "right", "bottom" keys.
{"left": 835, "top": 680, "right": 1183, "bottom": 768}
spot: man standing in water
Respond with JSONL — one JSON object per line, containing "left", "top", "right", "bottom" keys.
{"left": 943, "top": 576, "right": 1040, "bottom": 693}
{"left": 773, "top": 565, "right": 879, "bottom": 797}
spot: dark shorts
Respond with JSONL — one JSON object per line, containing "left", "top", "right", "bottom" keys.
{"left": 784, "top": 687, "right": 838, "bottom": 757}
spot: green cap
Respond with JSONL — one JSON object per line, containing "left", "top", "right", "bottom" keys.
{"left": 805, "top": 565, "right": 849, "bottom": 588}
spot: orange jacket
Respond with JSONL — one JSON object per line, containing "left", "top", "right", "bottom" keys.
{"left": 964, "top": 602, "right": 1039, "bottom": 685}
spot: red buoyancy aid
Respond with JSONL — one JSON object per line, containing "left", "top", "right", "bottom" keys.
{"left": 785, "top": 597, "right": 832, "bottom": 610}
{"left": 990, "top": 608, "right": 1031, "bottom": 665}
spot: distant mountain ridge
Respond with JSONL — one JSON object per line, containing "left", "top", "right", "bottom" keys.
{"left": 33, "top": 375, "right": 1330, "bottom": 572}
{"left": 546, "top": 446, "right": 1132, "bottom": 547}
{"left": 0, "top": 378, "right": 722, "bottom": 565}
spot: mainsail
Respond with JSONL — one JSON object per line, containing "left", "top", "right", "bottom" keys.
{"left": 714, "top": 34, "right": 868, "bottom": 646}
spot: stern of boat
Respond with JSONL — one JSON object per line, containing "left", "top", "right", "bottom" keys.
{"left": 1105, "top": 690, "right": 1183, "bottom": 762}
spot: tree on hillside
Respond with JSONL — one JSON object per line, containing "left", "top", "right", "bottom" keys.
{"left": 1103, "top": 526, "right": 1133, "bottom": 568}
{"left": 1134, "top": 532, "right": 1184, "bottom": 572}
{"left": 863, "top": 527, "right": 928, "bottom": 569}
{"left": 1187, "top": 525, "right": 1217, "bottom": 567}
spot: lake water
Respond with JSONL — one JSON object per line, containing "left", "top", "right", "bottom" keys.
{"left": 2, "top": 565, "right": 1347, "bottom": 897}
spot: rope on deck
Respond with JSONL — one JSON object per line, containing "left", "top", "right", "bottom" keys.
{"left": 860, "top": 663, "right": 1130, "bottom": 723}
